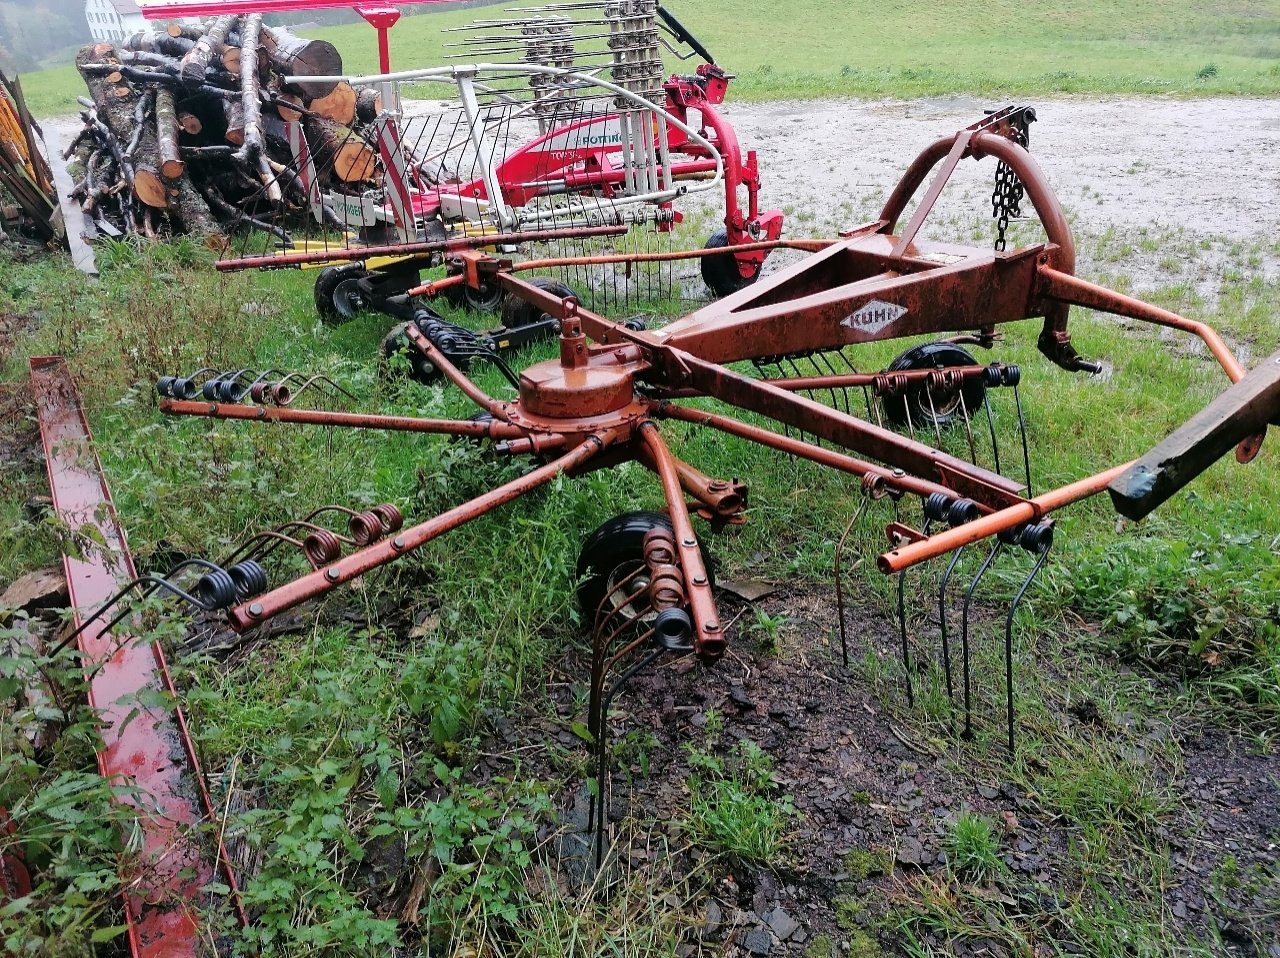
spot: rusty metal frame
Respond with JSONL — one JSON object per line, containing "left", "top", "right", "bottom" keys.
{"left": 30, "top": 357, "right": 245, "bottom": 958}
{"left": 154, "top": 108, "right": 1276, "bottom": 664}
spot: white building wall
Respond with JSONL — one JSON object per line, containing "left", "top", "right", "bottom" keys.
{"left": 84, "top": 1, "right": 196, "bottom": 44}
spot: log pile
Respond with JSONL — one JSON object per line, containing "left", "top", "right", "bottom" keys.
{"left": 66, "top": 16, "right": 380, "bottom": 240}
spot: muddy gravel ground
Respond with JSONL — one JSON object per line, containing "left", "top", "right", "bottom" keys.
{"left": 476, "top": 587, "right": 1280, "bottom": 957}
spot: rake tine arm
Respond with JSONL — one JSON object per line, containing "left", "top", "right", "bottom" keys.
{"left": 637, "top": 422, "right": 723, "bottom": 661}
{"left": 158, "top": 399, "right": 528, "bottom": 439}
{"left": 401, "top": 322, "right": 512, "bottom": 421}
{"left": 667, "top": 355, "right": 1022, "bottom": 509}
{"left": 227, "top": 433, "right": 614, "bottom": 631}
{"left": 879, "top": 463, "right": 1131, "bottom": 574}
{"left": 657, "top": 402, "right": 982, "bottom": 505}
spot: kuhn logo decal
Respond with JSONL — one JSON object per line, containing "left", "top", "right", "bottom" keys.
{"left": 842, "top": 300, "right": 906, "bottom": 334}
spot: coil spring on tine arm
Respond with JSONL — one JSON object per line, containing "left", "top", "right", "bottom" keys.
{"left": 50, "top": 558, "right": 269, "bottom": 657}
{"left": 156, "top": 368, "right": 216, "bottom": 400}
{"left": 369, "top": 504, "right": 404, "bottom": 536}
{"left": 872, "top": 372, "right": 911, "bottom": 397}
{"left": 302, "top": 528, "right": 344, "bottom": 567}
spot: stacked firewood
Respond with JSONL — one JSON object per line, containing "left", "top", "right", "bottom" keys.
{"left": 0, "top": 70, "right": 56, "bottom": 243}
{"left": 66, "top": 15, "right": 382, "bottom": 239}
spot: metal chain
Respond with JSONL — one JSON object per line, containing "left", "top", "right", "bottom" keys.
{"left": 991, "top": 114, "right": 1032, "bottom": 252}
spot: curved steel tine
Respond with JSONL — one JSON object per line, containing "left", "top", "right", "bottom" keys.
{"left": 956, "top": 385, "right": 979, "bottom": 465}
{"left": 593, "top": 643, "right": 662, "bottom": 871}
{"left": 833, "top": 499, "right": 870, "bottom": 668}
{"left": 1004, "top": 535, "right": 1053, "bottom": 754}
{"left": 924, "top": 379, "right": 945, "bottom": 449}
{"left": 274, "top": 375, "right": 359, "bottom": 406}
{"left": 1012, "top": 381, "right": 1033, "bottom": 497}
{"left": 961, "top": 541, "right": 1003, "bottom": 738}
{"left": 895, "top": 516, "right": 934, "bottom": 707}
{"left": 984, "top": 388, "right": 1004, "bottom": 477}
{"left": 937, "top": 545, "right": 967, "bottom": 703}
{"left": 50, "top": 572, "right": 220, "bottom": 657}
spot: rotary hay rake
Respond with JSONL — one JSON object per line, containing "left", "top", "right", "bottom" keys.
{"left": 135, "top": 106, "right": 1280, "bottom": 864}
{"left": 216, "top": 1, "right": 782, "bottom": 330}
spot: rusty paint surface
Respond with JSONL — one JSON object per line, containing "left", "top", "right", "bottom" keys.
{"left": 30, "top": 356, "right": 243, "bottom": 958}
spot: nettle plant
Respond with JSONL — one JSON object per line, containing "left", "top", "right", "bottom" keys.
{"left": 0, "top": 614, "right": 141, "bottom": 957}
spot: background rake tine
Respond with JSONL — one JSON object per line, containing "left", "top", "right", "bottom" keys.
{"left": 938, "top": 545, "right": 966, "bottom": 703}
{"left": 961, "top": 541, "right": 1004, "bottom": 738}
{"left": 897, "top": 568, "right": 913, "bottom": 706}
{"left": 983, "top": 387, "right": 1004, "bottom": 476}
{"left": 1005, "top": 540, "right": 1052, "bottom": 754}
{"left": 1012, "top": 380, "right": 1034, "bottom": 497}
{"left": 957, "top": 387, "right": 980, "bottom": 465}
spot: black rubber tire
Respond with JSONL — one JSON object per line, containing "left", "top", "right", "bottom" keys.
{"left": 501, "top": 278, "right": 576, "bottom": 330}
{"left": 881, "top": 342, "right": 987, "bottom": 429}
{"left": 700, "top": 229, "right": 758, "bottom": 298}
{"left": 378, "top": 322, "right": 440, "bottom": 385}
{"left": 314, "top": 263, "right": 369, "bottom": 325}
{"left": 576, "top": 511, "right": 715, "bottom": 621}
{"left": 332, "top": 278, "right": 370, "bottom": 321}
{"left": 441, "top": 278, "right": 505, "bottom": 313}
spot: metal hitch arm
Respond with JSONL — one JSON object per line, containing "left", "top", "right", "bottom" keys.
{"left": 1110, "top": 349, "right": 1280, "bottom": 520}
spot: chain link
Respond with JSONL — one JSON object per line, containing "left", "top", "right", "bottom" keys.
{"left": 991, "top": 114, "right": 1032, "bottom": 252}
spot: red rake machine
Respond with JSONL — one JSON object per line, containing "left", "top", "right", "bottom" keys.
{"left": 205, "top": 0, "right": 782, "bottom": 343}
{"left": 138, "top": 106, "right": 1280, "bottom": 865}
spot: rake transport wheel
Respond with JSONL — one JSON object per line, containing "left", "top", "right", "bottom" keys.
{"left": 700, "top": 229, "right": 758, "bottom": 299}
{"left": 501, "top": 278, "right": 576, "bottom": 330}
{"left": 378, "top": 321, "right": 440, "bottom": 385}
{"left": 314, "top": 263, "right": 370, "bottom": 325}
{"left": 882, "top": 342, "right": 988, "bottom": 429}
{"left": 442, "top": 278, "right": 506, "bottom": 313}
{"left": 577, "top": 511, "right": 715, "bottom": 622}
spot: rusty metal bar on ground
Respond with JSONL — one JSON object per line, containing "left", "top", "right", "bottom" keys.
{"left": 30, "top": 356, "right": 245, "bottom": 957}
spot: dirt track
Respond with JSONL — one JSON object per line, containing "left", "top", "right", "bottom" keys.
{"left": 715, "top": 95, "right": 1280, "bottom": 246}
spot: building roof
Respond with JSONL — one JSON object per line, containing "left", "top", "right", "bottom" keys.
{"left": 105, "top": 0, "right": 144, "bottom": 14}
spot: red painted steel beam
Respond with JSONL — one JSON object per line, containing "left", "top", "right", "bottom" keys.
{"left": 140, "top": 0, "right": 450, "bottom": 18}
{"left": 30, "top": 357, "right": 244, "bottom": 958}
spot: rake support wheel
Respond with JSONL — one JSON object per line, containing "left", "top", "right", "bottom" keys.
{"left": 882, "top": 342, "right": 987, "bottom": 429}
{"left": 379, "top": 321, "right": 440, "bottom": 385}
{"left": 442, "top": 278, "right": 505, "bottom": 313}
{"left": 314, "top": 263, "right": 369, "bottom": 325}
{"left": 700, "top": 229, "right": 757, "bottom": 298}
{"left": 501, "top": 278, "right": 576, "bottom": 330}
{"left": 577, "top": 511, "right": 714, "bottom": 622}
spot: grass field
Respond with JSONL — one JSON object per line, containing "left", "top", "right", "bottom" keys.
{"left": 16, "top": 0, "right": 1280, "bottom": 117}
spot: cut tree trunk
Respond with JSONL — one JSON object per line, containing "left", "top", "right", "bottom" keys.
{"left": 355, "top": 87, "right": 383, "bottom": 124}
{"left": 224, "top": 99, "right": 245, "bottom": 146}
{"left": 260, "top": 26, "right": 341, "bottom": 99}
{"left": 308, "top": 81, "right": 356, "bottom": 125}
{"left": 179, "top": 14, "right": 238, "bottom": 90}
{"left": 303, "top": 115, "right": 381, "bottom": 184}
{"left": 167, "top": 23, "right": 204, "bottom": 41}
{"left": 154, "top": 88, "right": 184, "bottom": 180}
{"left": 123, "top": 31, "right": 193, "bottom": 58}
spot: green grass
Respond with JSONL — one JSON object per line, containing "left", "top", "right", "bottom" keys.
{"left": 942, "top": 813, "right": 1003, "bottom": 883}
{"left": 16, "top": 0, "right": 1280, "bottom": 117}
